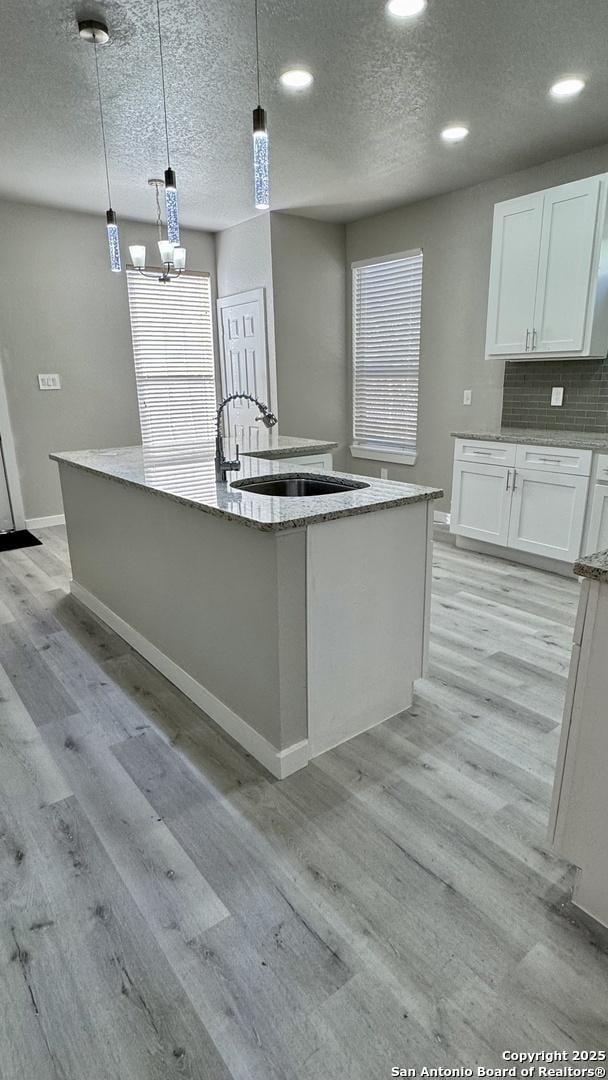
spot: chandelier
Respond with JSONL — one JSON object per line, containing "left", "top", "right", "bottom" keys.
{"left": 129, "top": 179, "right": 186, "bottom": 283}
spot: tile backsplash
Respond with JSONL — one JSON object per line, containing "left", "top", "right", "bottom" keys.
{"left": 501, "top": 357, "right": 608, "bottom": 432}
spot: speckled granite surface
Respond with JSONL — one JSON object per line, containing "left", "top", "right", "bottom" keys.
{"left": 51, "top": 443, "right": 443, "bottom": 532}
{"left": 451, "top": 428, "right": 608, "bottom": 451}
{"left": 574, "top": 550, "right": 608, "bottom": 583}
{"left": 226, "top": 432, "right": 338, "bottom": 458}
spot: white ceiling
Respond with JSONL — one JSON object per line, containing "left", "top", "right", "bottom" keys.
{"left": 2, "top": 0, "right": 608, "bottom": 231}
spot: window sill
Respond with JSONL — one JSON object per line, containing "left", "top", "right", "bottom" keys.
{"left": 350, "top": 445, "right": 417, "bottom": 466}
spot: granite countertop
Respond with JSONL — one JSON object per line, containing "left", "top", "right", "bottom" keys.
{"left": 51, "top": 442, "right": 443, "bottom": 532}
{"left": 223, "top": 431, "right": 339, "bottom": 458}
{"left": 451, "top": 428, "right": 608, "bottom": 451}
{"left": 574, "top": 550, "right": 608, "bottom": 583}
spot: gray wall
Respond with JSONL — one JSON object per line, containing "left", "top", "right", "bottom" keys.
{"left": 346, "top": 141, "right": 608, "bottom": 509}
{"left": 0, "top": 200, "right": 216, "bottom": 522}
{"left": 270, "top": 213, "right": 348, "bottom": 467}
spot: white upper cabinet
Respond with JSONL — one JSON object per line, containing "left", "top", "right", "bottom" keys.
{"left": 485, "top": 174, "right": 608, "bottom": 360}
{"left": 485, "top": 193, "right": 544, "bottom": 356}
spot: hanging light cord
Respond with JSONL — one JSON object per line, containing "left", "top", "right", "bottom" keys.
{"left": 154, "top": 182, "right": 163, "bottom": 240}
{"left": 254, "top": 0, "right": 261, "bottom": 104}
{"left": 156, "top": 0, "right": 171, "bottom": 168}
{"left": 93, "top": 44, "right": 113, "bottom": 207}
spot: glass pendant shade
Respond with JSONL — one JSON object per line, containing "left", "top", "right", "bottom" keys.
{"left": 253, "top": 107, "right": 269, "bottom": 210}
{"left": 158, "top": 239, "right": 175, "bottom": 265}
{"left": 173, "top": 246, "right": 186, "bottom": 270}
{"left": 106, "top": 209, "right": 122, "bottom": 272}
{"left": 129, "top": 245, "right": 146, "bottom": 268}
{"left": 164, "top": 167, "right": 180, "bottom": 245}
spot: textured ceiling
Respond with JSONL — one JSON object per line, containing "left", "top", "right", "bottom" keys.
{"left": 1, "top": 0, "right": 608, "bottom": 230}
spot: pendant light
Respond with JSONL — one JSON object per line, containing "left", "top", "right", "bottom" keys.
{"left": 156, "top": 0, "right": 180, "bottom": 244}
{"left": 252, "top": 0, "right": 269, "bottom": 210}
{"left": 79, "top": 19, "right": 122, "bottom": 273}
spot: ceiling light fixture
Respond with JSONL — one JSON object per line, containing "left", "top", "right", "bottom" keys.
{"left": 129, "top": 179, "right": 186, "bottom": 283}
{"left": 386, "top": 0, "right": 427, "bottom": 18}
{"left": 156, "top": 0, "right": 180, "bottom": 244}
{"left": 279, "top": 67, "right": 313, "bottom": 91}
{"left": 252, "top": 0, "right": 269, "bottom": 210}
{"left": 550, "top": 77, "right": 585, "bottom": 100}
{"left": 441, "top": 124, "right": 469, "bottom": 143}
{"left": 79, "top": 19, "right": 121, "bottom": 273}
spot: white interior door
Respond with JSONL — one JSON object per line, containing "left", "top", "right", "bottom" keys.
{"left": 533, "top": 177, "right": 600, "bottom": 354}
{"left": 485, "top": 192, "right": 544, "bottom": 356}
{"left": 586, "top": 484, "right": 608, "bottom": 555}
{"left": 508, "top": 468, "right": 588, "bottom": 562}
{"left": 217, "top": 288, "right": 271, "bottom": 444}
{"left": 450, "top": 461, "right": 511, "bottom": 545}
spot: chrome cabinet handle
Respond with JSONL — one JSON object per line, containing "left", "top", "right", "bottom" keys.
{"left": 506, "top": 469, "right": 511, "bottom": 491}
{"left": 532, "top": 328, "right": 537, "bottom": 350}
{"left": 525, "top": 329, "right": 530, "bottom": 351}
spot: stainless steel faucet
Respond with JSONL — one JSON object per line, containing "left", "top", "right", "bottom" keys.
{"left": 215, "top": 393, "right": 278, "bottom": 480}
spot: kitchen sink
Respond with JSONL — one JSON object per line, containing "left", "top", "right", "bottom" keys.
{"left": 231, "top": 474, "right": 370, "bottom": 497}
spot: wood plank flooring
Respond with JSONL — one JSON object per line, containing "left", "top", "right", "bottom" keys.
{"left": 1, "top": 525, "right": 607, "bottom": 1079}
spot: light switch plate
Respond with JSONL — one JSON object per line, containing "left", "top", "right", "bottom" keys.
{"left": 38, "top": 373, "right": 61, "bottom": 390}
{"left": 463, "top": 389, "right": 472, "bottom": 405}
{"left": 551, "top": 386, "right": 564, "bottom": 407}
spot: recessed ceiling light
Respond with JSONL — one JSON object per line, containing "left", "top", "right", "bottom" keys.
{"left": 279, "top": 68, "right": 314, "bottom": 91}
{"left": 550, "top": 77, "right": 585, "bottom": 100}
{"left": 386, "top": 0, "right": 427, "bottom": 17}
{"left": 441, "top": 125, "right": 469, "bottom": 143}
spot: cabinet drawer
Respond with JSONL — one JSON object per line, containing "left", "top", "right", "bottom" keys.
{"left": 515, "top": 444, "right": 592, "bottom": 476}
{"left": 454, "top": 439, "right": 516, "bottom": 466}
{"left": 596, "top": 453, "right": 608, "bottom": 480}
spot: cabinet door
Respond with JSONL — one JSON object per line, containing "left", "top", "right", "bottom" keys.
{"left": 586, "top": 483, "right": 608, "bottom": 555}
{"left": 485, "top": 192, "right": 544, "bottom": 356}
{"left": 533, "top": 177, "right": 601, "bottom": 354}
{"left": 508, "top": 468, "right": 589, "bottom": 561}
{"left": 450, "top": 461, "right": 511, "bottom": 545}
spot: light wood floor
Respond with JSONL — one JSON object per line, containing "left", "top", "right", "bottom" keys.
{"left": 1, "top": 526, "right": 607, "bottom": 1079}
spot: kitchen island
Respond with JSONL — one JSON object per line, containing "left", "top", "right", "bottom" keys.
{"left": 52, "top": 440, "right": 442, "bottom": 778}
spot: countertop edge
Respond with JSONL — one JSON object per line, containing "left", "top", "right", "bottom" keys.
{"left": 244, "top": 441, "right": 338, "bottom": 458}
{"left": 51, "top": 452, "right": 443, "bottom": 531}
{"left": 451, "top": 429, "right": 608, "bottom": 451}
{"left": 574, "top": 551, "right": 608, "bottom": 583}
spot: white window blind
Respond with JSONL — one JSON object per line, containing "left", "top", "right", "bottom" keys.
{"left": 352, "top": 249, "right": 423, "bottom": 462}
{"left": 126, "top": 270, "right": 217, "bottom": 454}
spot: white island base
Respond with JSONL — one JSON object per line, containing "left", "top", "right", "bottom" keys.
{"left": 57, "top": 461, "right": 436, "bottom": 778}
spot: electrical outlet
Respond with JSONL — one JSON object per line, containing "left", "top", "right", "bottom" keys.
{"left": 463, "top": 389, "right": 472, "bottom": 406}
{"left": 38, "top": 373, "right": 61, "bottom": 390}
{"left": 551, "top": 386, "right": 564, "bottom": 407}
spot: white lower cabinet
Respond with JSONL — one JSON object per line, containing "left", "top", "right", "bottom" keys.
{"left": 451, "top": 461, "right": 511, "bottom": 545}
{"left": 507, "top": 468, "right": 589, "bottom": 562}
{"left": 451, "top": 439, "right": 593, "bottom": 564}
{"left": 586, "top": 483, "right": 608, "bottom": 554}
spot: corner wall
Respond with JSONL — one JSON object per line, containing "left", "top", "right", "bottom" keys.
{"left": 0, "top": 200, "right": 216, "bottom": 522}
{"left": 346, "top": 141, "right": 608, "bottom": 509}
{"left": 270, "top": 213, "right": 348, "bottom": 467}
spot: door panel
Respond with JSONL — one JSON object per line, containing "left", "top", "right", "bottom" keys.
{"left": 586, "top": 484, "right": 608, "bottom": 556}
{"left": 218, "top": 290, "right": 269, "bottom": 438}
{"left": 450, "top": 462, "right": 511, "bottom": 545}
{"left": 508, "top": 468, "right": 588, "bottom": 561}
{"left": 533, "top": 177, "right": 600, "bottom": 354}
{"left": 485, "top": 193, "right": 544, "bottom": 356}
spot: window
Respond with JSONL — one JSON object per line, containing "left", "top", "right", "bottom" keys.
{"left": 351, "top": 249, "right": 423, "bottom": 465}
{"left": 126, "top": 270, "right": 217, "bottom": 457}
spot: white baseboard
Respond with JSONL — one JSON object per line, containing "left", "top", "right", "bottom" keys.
{"left": 434, "top": 510, "right": 451, "bottom": 525}
{"left": 26, "top": 513, "right": 66, "bottom": 530}
{"left": 70, "top": 580, "right": 309, "bottom": 780}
